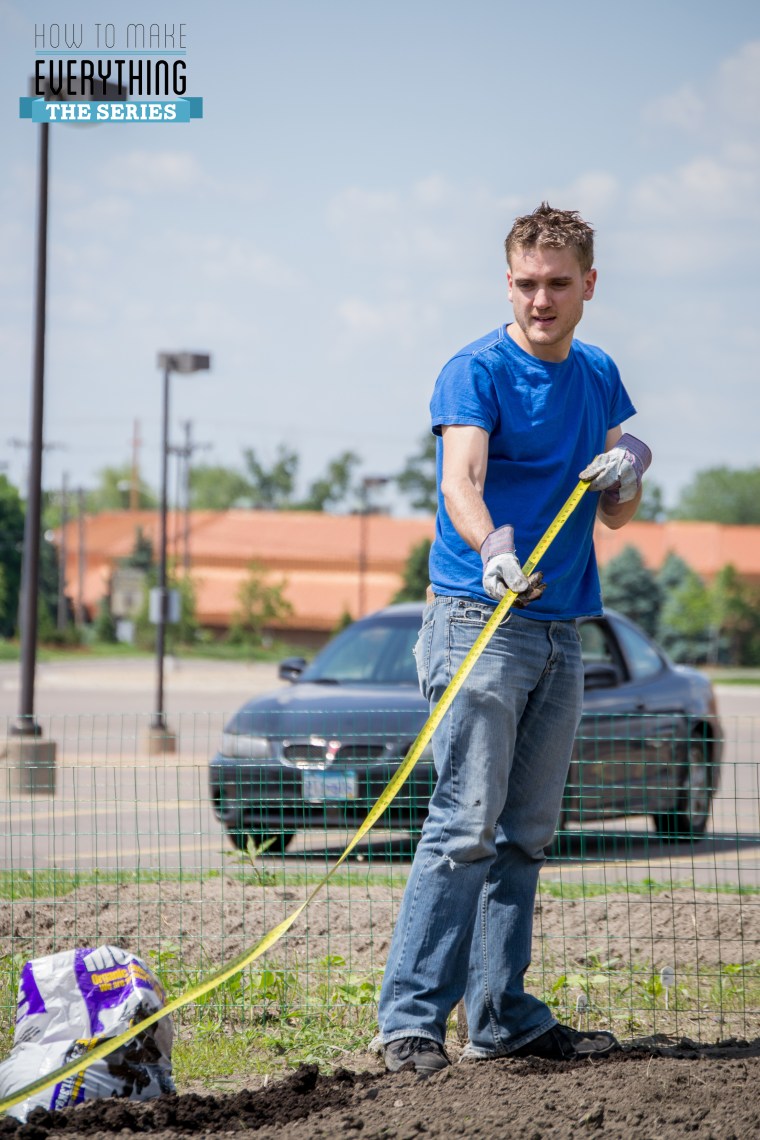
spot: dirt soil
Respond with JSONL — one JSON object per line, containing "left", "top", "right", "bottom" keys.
{"left": 2, "top": 1044, "right": 760, "bottom": 1139}
{"left": 4, "top": 882, "right": 760, "bottom": 1137}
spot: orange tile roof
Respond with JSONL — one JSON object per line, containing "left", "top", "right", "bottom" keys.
{"left": 58, "top": 511, "right": 760, "bottom": 632}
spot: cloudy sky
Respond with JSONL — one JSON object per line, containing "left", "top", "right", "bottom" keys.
{"left": 2, "top": 0, "right": 758, "bottom": 513}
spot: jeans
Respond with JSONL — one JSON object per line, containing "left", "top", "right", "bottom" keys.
{"left": 377, "top": 596, "right": 583, "bottom": 1056}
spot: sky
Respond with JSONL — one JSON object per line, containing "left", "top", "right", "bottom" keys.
{"left": 1, "top": 0, "right": 759, "bottom": 515}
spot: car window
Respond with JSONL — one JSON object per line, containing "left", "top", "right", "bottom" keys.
{"left": 579, "top": 620, "right": 618, "bottom": 667}
{"left": 301, "top": 618, "right": 419, "bottom": 685}
{"left": 614, "top": 620, "right": 663, "bottom": 681}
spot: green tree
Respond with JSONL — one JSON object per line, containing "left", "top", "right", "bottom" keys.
{"left": 396, "top": 434, "right": 437, "bottom": 513}
{"left": 190, "top": 464, "right": 251, "bottom": 510}
{"left": 121, "top": 526, "right": 154, "bottom": 572}
{"left": 672, "top": 467, "right": 760, "bottom": 524}
{"left": 393, "top": 539, "right": 432, "bottom": 602}
{"left": 599, "top": 546, "right": 661, "bottom": 637}
{"left": 228, "top": 560, "right": 293, "bottom": 646}
{"left": 243, "top": 445, "right": 299, "bottom": 509}
{"left": 94, "top": 596, "right": 118, "bottom": 643}
{"left": 635, "top": 481, "right": 667, "bottom": 522}
{"left": 657, "top": 554, "right": 712, "bottom": 663}
{"left": 299, "top": 451, "right": 361, "bottom": 512}
{"left": 0, "top": 475, "right": 25, "bottom": 638}
{"left": 709, "top": 565, "right": 760, "bottom": 666}
{"left": 86, "top": 465, "right": 157, "bottom": 513}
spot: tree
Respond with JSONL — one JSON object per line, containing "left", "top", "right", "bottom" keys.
{"left": 87, "top": 465, "right": 157, "bottom": 513}
{"left": 299, "top": 451, "right": 361, "bottom": 512}
{"left": 635, "top": 481, "right": 667, "bottom": 522}
{"left": 709, "top": 565, "right": 760, "bottom": 666}
{"left": 672, "top": 467, "right": 760, "bottom": 524}
{"left": 396, "top": 434, "right": 437, "bottom": 513}
{"left": 243, "top": 445, "right": 299, "bottom": 509}
{"left": 393, "top": 539, "right": 432, "bottom": 602}
{"left": 0, "top": 476, "right": 25, "bottom": 638}
{"left": 228, "top": 561, "right": 293, "bottom": 646}
{"left": 190, "top": 464, "right": 251, "bottom": 510}
{"left": 656, "top": 554, "right": 712, "bottom": 663}
{"left": 599, "top": 546, "right": 661, "bottom": 637}
{"left": 94, "top": 596, "right": 118, "bottom": 643}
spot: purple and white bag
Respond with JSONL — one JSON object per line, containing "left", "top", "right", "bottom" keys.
{"left": 0, "top": 945, "right": 174, "bottom": 1122}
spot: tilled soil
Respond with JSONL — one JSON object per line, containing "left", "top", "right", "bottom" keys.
{"left": 2, "top": 1045, "right": 760, "bottom": 1139}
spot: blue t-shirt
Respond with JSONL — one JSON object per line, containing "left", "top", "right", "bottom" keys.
{"left": 429, "top": 324, "right": 636, "bottom": 620}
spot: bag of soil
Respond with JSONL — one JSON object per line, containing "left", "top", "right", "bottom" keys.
{"left": 0, "top": 944, "right": 175, "bottom": 1122}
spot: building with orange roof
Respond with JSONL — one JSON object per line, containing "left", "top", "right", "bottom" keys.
{"left": 57, "top": 511, "right": 760, "bottom": 644}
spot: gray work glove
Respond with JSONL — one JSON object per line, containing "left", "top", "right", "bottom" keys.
{"left": 579, "top": 433, "right": 652, "bottom": 503}
{"left": 481, "top": 525, "right": 546, "bottom": 606}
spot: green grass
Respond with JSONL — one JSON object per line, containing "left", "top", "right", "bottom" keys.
{"left": 0, "top": 638, "right": 314, "bottom": 664}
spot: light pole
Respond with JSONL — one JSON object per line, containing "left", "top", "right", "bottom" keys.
{"left": 358, "top": 476, "right": 389, "bottom": 618}
{"left": 148, "top": 352, "right": 211, "bottom": 753}
{"left": 8, "top": 76, "right": 123, "bottom": 791}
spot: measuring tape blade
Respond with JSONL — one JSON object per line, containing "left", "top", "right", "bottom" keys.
{"left": 0, "top": 479, "right": 589, "bottom": 1117}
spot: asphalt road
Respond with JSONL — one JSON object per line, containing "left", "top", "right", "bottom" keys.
{"left": 1, "top": 658, "right": 759, "bottom": 886}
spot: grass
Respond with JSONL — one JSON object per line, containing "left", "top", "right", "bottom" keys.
{"left": 0, "top": 637, "right": 314, "bottom": 665}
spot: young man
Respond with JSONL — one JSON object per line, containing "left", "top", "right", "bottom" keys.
{"left": 377, "top": 203, "right": 651, "bottom": 1074}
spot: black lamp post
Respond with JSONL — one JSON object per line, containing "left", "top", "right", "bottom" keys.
{"left": 11, "top": 76, "right": 123, "bottom": 757}
{"left": 149, "top": 352, "right": 211, "bottom": 748}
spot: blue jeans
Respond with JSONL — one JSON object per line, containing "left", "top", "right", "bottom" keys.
{"left": 377, "top": 596, "right": 583, "bottom": 1056}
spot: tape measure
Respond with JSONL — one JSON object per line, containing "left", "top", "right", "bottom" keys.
{"left": 0, "top": 478, "right": 590, "bottom": 1117}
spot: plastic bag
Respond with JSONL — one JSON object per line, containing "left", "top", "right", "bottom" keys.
{"left": 0, "top": 944, "right": 174, "bottom": 1122}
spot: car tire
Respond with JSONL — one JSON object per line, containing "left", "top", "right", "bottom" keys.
{"left": 227, "top": 823, "right": 295, "bottom": 854}
{"left": 652, "top": 738, "right": 713, "bottom": 842}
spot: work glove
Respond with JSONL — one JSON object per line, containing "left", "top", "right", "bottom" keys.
{"left": 481, "top": 525, "right": 546, "bottom": 606}
{"left": 579, "top": 433, "right": 652, "bottom": 503}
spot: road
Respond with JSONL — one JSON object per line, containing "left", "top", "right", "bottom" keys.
{"left": 1, "top": 658, "right": 759, "bottom": 886}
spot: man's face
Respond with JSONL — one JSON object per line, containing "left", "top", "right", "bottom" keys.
{"left": 507, "top": 244, "right": 597, "bottom": 362}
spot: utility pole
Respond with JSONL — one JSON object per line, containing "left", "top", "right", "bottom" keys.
{"left": 76, "top": 487, "right": 86, "bottom": 628}
{"left": 168, "top": 420, "right": 211, "bottom": 575}
{"left": 130, "top": 419, "right": 141, "bottom": 511}
{"left": 56, "top": 471, "right": 68, "bottom": 631}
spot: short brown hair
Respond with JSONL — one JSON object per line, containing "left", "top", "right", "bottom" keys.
{"left": 505, "top": 202, "right": 595, "bottom": 273}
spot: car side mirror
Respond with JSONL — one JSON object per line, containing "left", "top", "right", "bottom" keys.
{"left": 278, "top": 656, "right": 307, "bottom": 682}
{"left": 583, "top": 662, "right": 620, "bottom": 691}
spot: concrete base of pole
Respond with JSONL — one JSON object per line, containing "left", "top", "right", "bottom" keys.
{"left": 145, "top": 725, "right": 178, "bottom": 755}
{"left": 3, "top": 738, "right": 57, "bottom": 795}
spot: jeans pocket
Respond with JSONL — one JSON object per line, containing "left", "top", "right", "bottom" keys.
{"left": 413, "top": 616, "right": 435, "bottom": 700}
{"left": 450, "top": 600, "right": 494, "bottom": 626}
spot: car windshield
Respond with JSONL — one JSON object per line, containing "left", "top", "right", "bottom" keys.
{"left": 299, "top": 614, "right": 420, "bottom": 686}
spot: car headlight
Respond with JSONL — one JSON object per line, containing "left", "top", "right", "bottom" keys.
{"left": 220, "top": 733, "right": 271, "bottom": 760}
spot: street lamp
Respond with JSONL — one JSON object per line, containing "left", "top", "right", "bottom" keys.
{"left": 358, "top": 476, "right": 389, "bottom": 618}
{"left": 8, "top": 75, "right": 123, "bottom": 792}
{"left": 148, "top": 352, "right": 211, "bottom": 753}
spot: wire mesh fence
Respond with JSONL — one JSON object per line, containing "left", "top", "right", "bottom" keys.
{"left": 1, "top": 708, "right": 759, "bottom": 1049}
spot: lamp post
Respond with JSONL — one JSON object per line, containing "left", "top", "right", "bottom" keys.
{"left": 148, "top": 352, "right": 211, "bottom": 753}
{"left": 8, "top": 75, "right": 123, "bottom": 792}
{"left": 358, "top": 476, "right": 389, "bottom": 618}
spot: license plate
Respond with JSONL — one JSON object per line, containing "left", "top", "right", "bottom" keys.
{"left": 302, "top": 770, "right": 358, "bottom": 801}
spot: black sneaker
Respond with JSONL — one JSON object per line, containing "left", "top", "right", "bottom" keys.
{"left": 511, "top": 1024, "right": 619, "bottom": 1060}
{"left": 383, "top": 1036, "right": 451, "bottom": 1075}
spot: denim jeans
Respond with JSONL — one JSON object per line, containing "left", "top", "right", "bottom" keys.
{"left": 377, "top": 596, "right": 583, "bottom": 1056}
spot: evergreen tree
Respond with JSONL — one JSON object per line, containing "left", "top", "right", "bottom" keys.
{"left": 657, "top": 554, "right": 712, "bottom": 663}
{"left": 599, "top": 546, "right": 661, "bottom": 636}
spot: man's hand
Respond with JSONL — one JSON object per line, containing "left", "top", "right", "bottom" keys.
{"left": 481, "top": 525, "right": 546, "bottom": 606}
{"left": 579, "top": 434, "right": 652, "bottom": 503}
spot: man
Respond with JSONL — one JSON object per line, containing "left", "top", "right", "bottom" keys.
{"left": 376, "top": 203, "right": 650, "bottom": 1074}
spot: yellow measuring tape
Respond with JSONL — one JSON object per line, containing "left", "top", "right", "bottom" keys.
{"left": 0, "top": 479, "right": 589, "bottom": 1116}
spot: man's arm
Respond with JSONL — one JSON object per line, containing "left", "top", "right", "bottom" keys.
{"left": 439, "top": 424, "right": 494, "bottom": 551}
{"left": 594, "top": 426, "right": 642, "bottom": 531}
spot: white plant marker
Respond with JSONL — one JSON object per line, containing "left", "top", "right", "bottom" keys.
{"left": 575, "top": 991, "right": 588, "bottom": 1029}
{"left": 660, "top": 966, "right": 675, "bottom": 1010}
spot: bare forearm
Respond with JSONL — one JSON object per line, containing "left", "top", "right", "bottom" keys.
{"left": 597, "top": 485, "right": 642, "bottom": 530}
{"left": 441, "top": 475, "right": 494, "bottom": 551}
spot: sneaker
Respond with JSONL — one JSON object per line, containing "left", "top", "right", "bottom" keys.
{"left": 511, "top": 1024, "right": 619, "bottom": 1060}
{"left": 383, "top": 1036, "right": 451, "bottom": 1076}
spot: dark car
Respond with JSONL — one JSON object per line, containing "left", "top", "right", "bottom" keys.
{"left": 209, "top": 604, "right": 723, "bottom": 852}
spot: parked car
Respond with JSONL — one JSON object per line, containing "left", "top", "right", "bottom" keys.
{"left": 209, "top": 604, "right": 723, "bottom": 852}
